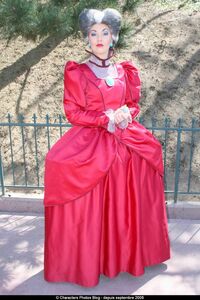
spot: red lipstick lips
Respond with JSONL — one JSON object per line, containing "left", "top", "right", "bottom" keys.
{"left": 96, "top": 44, "right": 103, "bottom": 47}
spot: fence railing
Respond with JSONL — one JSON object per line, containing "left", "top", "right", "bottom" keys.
{"left": 0, "top": 114, "right": 200, "bottom": 203}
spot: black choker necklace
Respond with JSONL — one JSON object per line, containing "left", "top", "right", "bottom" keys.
{"left": 85, "top": 48, "right": 115, "bottom": 68}
{"left": 85, "top": 48, "right": 116, "bottom": 87}
{"left": 89, "top": 60, "right": 110, "bottom": 68}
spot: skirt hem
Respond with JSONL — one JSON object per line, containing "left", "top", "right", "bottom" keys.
{"left": 44, "top": 254, "right": 171, "bottom": 288}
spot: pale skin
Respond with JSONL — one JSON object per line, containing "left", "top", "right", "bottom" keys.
{"left": 88, "top": 23, "right": 131, "bottom": 125}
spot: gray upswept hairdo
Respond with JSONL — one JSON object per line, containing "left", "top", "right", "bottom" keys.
{"left": 78, "top": 8, "right": 122, "bottom": 46}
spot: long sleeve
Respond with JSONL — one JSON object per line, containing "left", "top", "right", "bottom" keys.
{"left": 121, "top": 61, "right": 141, "bottom": 119}
{"left": 63, "top": 61, "right": 109, "bottom": 127}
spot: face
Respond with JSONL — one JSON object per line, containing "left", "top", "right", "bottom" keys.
{"left": 88, "top": 23, "right": 113, "bottom": 59}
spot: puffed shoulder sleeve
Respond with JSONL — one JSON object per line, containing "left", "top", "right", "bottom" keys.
{"left": 121, "top": 61, "right": 141, "bottom": 119}
{"left": 63, "top": 61, "right": 109, "bottom": 127}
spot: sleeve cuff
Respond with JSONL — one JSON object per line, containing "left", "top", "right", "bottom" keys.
{"left": 103, "top": 109, "right": 116, "bottom": 133}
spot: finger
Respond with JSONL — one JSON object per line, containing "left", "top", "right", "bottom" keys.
{"left": 115, "top": 115, "right": 122, "bottom": 124}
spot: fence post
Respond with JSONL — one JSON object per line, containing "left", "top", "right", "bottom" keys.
{"left": 174, "top": 118, "right": 182, "bottom": 203}
{"left": 0, "top": 147, "right": 5, "bottom": 196}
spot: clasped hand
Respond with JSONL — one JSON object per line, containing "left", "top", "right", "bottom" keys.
{"left": 104, "top": 105, "right": 132, "bottom": 133}
{"left": 114, "top": 105, "right": 132, "bottom": 127}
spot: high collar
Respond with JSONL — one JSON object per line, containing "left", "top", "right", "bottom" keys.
{"left": 85, "top": 48, "right": 115, "bottom": 68}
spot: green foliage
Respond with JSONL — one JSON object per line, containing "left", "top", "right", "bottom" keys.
{"left": 117, "top": 21, "right": 135, "bottom": 50}
{"left": 50, "top": 0, "right": 69, "bottom": 5}
{"left": 122, "top": 0, "right": 144, "bottom": 12}
{"left": 36, "top": 2, "right": 73, "bottom": 37}
{"left": 0, "top": 0, "right": 38, "bottom": 40}
{"left": 0, "top": 0, "right": 142, "bottom": 49}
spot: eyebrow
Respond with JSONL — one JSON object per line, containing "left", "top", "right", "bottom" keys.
{"left": 90, "top": 28, "right": 109, "bottom": 32}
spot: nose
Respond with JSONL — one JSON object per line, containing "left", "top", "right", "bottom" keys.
{"left": 97, "top": 34, "right": 103, "bottom": 42}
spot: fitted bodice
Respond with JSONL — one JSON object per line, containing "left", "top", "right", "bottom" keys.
{"left": 79, "top": 62, "right": 126, "bottom": 111}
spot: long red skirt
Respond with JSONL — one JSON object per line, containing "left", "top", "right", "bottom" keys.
{"left": 44, "top": 142, "right": 170, "bottom": 287}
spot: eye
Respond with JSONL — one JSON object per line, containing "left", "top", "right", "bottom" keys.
{"left": 91, "top": 32, "right": 96, "bottom": 37}
{"left": 103, "top": 31, "right": 109, "bottom": 36}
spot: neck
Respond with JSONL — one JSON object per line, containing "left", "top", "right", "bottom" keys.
{"left": 85, "top": 48, "right": 114, "bottom": 68}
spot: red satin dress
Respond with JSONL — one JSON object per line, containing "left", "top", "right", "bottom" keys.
{"left": 43, "top": 60, "right": 170, "bottom": 287}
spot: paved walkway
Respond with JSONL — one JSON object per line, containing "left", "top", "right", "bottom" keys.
{"left": 0, "top": 212, "right": 199, "bottom": 295}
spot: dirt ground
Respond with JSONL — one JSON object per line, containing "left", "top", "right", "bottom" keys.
{"left": 0, "top": 0, "right": 200, "bottom": 123}
{"left": 0, "top": 0, "right": 200, "bottom": 198}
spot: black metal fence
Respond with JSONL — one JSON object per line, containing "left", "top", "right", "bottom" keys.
{"left": 0, "top": 114, "right": 200, "bottom": 203}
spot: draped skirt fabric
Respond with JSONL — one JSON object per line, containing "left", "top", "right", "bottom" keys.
{"left": 44, "top": 141, "right": 170, "bottom": 288}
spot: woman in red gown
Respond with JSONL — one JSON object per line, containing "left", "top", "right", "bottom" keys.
{"left": 43, "top": 8, "right": 170, "bottom": 287}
